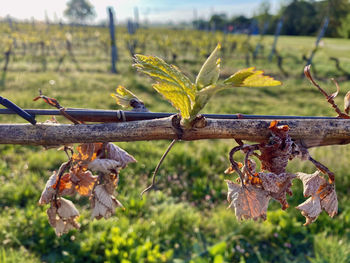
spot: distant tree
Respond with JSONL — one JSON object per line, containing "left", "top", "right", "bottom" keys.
{"left": 327, "top": 0, "right": 350, "bottom": 37}
{"left": 209, "top": 14, "right": 227, "bottom": 31}
{"left": 64, "top": 0, "right": 96, "bottom": 24}
{"left": 192, "top": 19, "right": 210, "bottom": 30}
{"left": 338, "top": 13, "right": 350, "bottom": 38}
{"left": 253, "top": 0, "right": 274, "bottom": 33}
{"left": 280, "top": 0, "right": 321, "bottom": 36}
{"left": 229, "top": 15, "right": 252, "bottom": 33}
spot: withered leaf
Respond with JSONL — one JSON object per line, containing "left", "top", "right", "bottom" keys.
{"left": 344, "top": 91, "right": 350, "bottom": 114}
{"left": 226, "top": 180, "right": 270, "bottom": 221}
{"left": 70, "top": 169, "right": 97, "bottom": 196}
{"left": 103, "top": 173, "right": 119, "bottom": 195}
{"left": 296, "top": 196, "right": 322, "bottom": 226}
{"left": 106, "top": 143, "right": 137, "bottom": 168}
{"left": 72, "top": 143, "right": 104, "bottom": 167}
{"left": 57, "top": 198, "right": 79, "bottom": 219}
{"left": 39, "top": 172, "right": 58, "bottom": 205}
{"left": 52, "top": 173, "right": 74, "bottom": 196}
{"left": 91, "top": 185, "right": 123, "bottom": 220}
{"left": 88, "top": 159, "right": 121, "bottom": 174}
{"left": 47, "top": 198, "right": 80, "bottom": 236}
{"left": 320, "top": 184, "right": 338, "bottom": 218}
{"left": 297, "top": 171, "right": 338, "bottom": 224}
{"left": 259, "top": 172, "right": 295, "bottom": 210}
{"left": 297, "top": 171, "right": 325, "bottom": 197}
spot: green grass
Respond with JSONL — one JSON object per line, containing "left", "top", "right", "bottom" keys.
{"left": 1, "top": 23, "right": 350, "bottom": 262}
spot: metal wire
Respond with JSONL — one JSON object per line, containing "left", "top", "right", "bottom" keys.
{"left": 0, "top": 108, "right": 342, "bottom": 122}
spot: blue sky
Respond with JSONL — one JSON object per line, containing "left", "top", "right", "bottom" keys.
{"left": 0, "top": 0, "right": 281, "bottom": 23}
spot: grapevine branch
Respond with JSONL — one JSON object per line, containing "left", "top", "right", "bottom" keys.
{"left": 1, "top": 118, "right": 350, "bottom": 148}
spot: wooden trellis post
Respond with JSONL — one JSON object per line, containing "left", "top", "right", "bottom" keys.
{"left": 107, "top": 7, "right": 118, "bottom": 74}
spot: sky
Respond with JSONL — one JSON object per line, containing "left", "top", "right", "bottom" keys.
{"left": 0, "top": 0, "right": 281, "bottom": 24}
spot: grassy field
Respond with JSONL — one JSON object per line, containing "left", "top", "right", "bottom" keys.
{"left": 1, "top": 23, "right": 350, "bottom": 262}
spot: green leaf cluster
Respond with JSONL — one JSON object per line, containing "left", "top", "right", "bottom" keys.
{"left": 134, "top": 43, "right": 281, "bottom": 127}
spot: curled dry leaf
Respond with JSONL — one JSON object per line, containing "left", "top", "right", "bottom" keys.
{"left": 91, "top": 185, "right": 123, "bottom": 220}
{"left": 226, "top": 180, "right": 270, "bottom": 221}
{"left": 297, "top": 171, "right": 338, "bottom": 224}
{"left": 258, "top": 172, "right": 295, "bottom": 209}
{"left": 344, "top": 91, "right": 350, "bottom": 114}
{"left": 57, "top": 198, "right": 79, "bottom": 219}
{"left": 47, "top": 198, "right": 80, "bottom": 236}
{"left": 103, "top": 173, "right": 119, "bottom": 195}
{"left": 106, "top": 143, "right": 137, "bottom": 168}
{"left": 70, "top": 168, "right": 97, "bottom": 196}
{"left": 320, "top": 184, "right": 338, "bottom": 217}
{"left": 52, "top": 173, "right": 75, "bottom": 196}
{"left": 296, "top": 196, "right": 322, "bottom": 226}
{"left": 88, "top": 159, "right": 121, "bottom": 174}
{"left": 72, "top": 143, "right": 104, "bottom": 167}
{"left": 297, "top": 171, "right": 325, "bottom": 197}
{"left": 39, "top": 172, "right": 58, "bottom": 205}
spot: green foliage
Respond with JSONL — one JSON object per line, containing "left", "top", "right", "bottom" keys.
{"left": 64, "top": 0, "right": 96, "bottom": 24}
{"left": 134, "top": 44, "right": 280, "bottom": 126}
{"left": 309, "top": 234, "right": 350, "bottom": 263}
{"left": 195, "top": 43, "right": 221, "bottom": 89}
{"left": 338, "top": 13, "right": 350, "bottom": 38}
{"left": 134, "top": 54, "right": 196, "bottom": 119}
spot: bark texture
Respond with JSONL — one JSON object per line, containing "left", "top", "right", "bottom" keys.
{"left": 1, "top": 117, "right": 350, "bottom": 147}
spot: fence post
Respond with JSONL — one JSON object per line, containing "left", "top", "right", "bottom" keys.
{"left": 107, "top": 7, "right": 118, "bottom": 74}
{"left": 268, "top": 17, "right": 283, "bottom": 62}
{"left": 305, "top": 17, "right": 329, "bottom": 67}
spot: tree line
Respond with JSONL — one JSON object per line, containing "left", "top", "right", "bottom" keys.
{"left": 193, "top": 0, "right": 350, "bottom": 38}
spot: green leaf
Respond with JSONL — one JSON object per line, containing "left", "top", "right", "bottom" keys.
{"left": 134, "top": 54, "right": 196, "bottom": 119}
{"left": 196, "top": 44, "right": 221, "bottom": 89}
{"left": 110, "top": 85, "right": 141, "bottom": 108}
{"left": 224, "top": 67, "right": 281, "bottom": 87}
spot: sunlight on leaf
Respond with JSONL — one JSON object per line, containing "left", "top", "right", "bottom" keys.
{"left": 224, "top": 67, "right": 281, "bottom": 87}
{"left": 226, "top": 180, "right": 270, "bottom": 221}
{"left": 196, "top": 43, "right": 221, "bottom": 89}
{"left": 110, "top": 85, "right": 142, "bottom": 108}
{"left": 133, "top": 54, "right": 195, "bottom": 119}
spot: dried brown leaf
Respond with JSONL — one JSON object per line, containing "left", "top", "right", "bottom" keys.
{"left": 70, "top": 169, "right": 97, "bottom": 196}
{"left": 297, "top": 171, "right": 325, "bottom": 197}
{"left": 39, "top": 172, "right": 58, "bottom": 205}
{"left": 47, "top": 204, "right": 58, "bottom": 227}
{"left": 104, "top": 173, "right": 119, "bottom": 195}
{"left": 320, "top": 185, "right": 338, "bottom": 218}
{"left": 52, "top": 173, "right": 74, "bottom": 195}
{"left": 344, "top": 91, "right": 350, "bottom": 114}
{"left": 106, "top": 143, "right": 137, "bottom": 168}
{"left": 88, "top": 159, "right": 121, "bottom": 174}
{"left": 226, "top": 180, "right": 270, "bottom": 221}
{"left": 91, "top": 185, "right": 123, "bottom": 220}
{"left": 297, "top": 172, "right": 338, "bottom": 224}
{"left": 57, "top": 198, "right": 79, "bottom": 219}
{"left": 72, "top": 143, "right": 104, "bottom": 167}
{"left": 47, "top": 198, "right": 80, "bottom": 236}
{"left": 296, "top": 196, "right": 322, "bottom": 226}
{"left": 259, "top": 172, "right": 295, "bottom": 209}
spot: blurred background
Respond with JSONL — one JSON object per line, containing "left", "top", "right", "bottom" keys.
{"left": 1, "top": 0, "right": 350, "bottom": 262}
